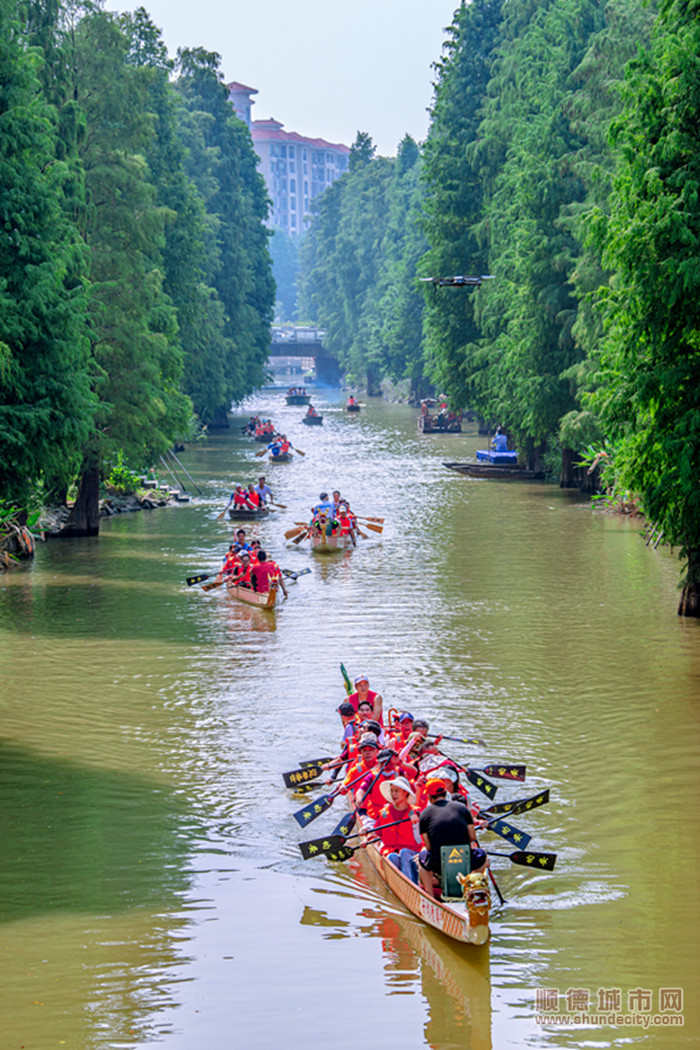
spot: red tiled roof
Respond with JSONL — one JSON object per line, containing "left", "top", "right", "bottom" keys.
{"left": 252, "top": 120, "right": 350, "bottom": 154}
{"left": 227, "top": 81, "right": 258, "bottom": 95}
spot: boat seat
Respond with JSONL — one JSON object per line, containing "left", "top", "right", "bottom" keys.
{"left": 440, "top": 845, "right": 472, "bottom": 900}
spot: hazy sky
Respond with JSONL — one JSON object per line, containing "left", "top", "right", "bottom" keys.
{"left": 105, "top": 0, "right": 462, "bottom": 156}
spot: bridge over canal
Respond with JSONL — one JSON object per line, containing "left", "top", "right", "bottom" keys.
{"left": 268, "top": 326, "right": 341, "bottom": 384}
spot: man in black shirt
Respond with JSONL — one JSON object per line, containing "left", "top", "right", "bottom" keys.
{"left": 418, "top": 777, "right": 487, "bottom": 897}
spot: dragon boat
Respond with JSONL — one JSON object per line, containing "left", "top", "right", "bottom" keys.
{"left": 226, "top": 577, "right": 278, "bottom": 610}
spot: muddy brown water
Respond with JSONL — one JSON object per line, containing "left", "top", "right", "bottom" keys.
{"left": 1, "top": 392, "right": 698, "bottom": 1049}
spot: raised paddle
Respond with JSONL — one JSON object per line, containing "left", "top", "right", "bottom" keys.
{"left": 285, "top": 525, "right": 307, "bottom": 539}
{"left": 474, "top": 764, "right": 526, "bottom": 782}
{"left": 282, "top": 567, "right": 312, "bottom": 581}
{"left": 436, "top": 750, "right": 499, "bottom": 800}
{"left": 480, "top": 789, "right": 550, "bottom": 820}
{"left": 340, "top": 663, "right": 353, "bottom": 695}
{"left": 486, "top": 849, "right": 557, "bottom": 871}
{"left": 292, "top": 528, "right": 309, "bottom": 545}
{"left": 298, "top": 756, "right": 334, "bottom": 768}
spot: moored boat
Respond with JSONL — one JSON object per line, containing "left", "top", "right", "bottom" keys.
{"left": 226, "top": 578, "right": 278, "bottom": 610}
{"left": 444, "top": 461, "right": 544, "bottom": 480}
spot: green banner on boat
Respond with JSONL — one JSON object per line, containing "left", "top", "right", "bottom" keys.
{"left": 440, "top": 844, "right": 472, "bottom": 900}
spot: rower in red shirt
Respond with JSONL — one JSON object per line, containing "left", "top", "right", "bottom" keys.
{"left": 375, "top": 775, "right": 421, "bottom": 884}
{"left": 250, "top": 550, "right": 288, "bottom": 598}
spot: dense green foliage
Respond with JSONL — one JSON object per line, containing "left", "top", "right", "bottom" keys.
{"left": 0, "top": 0, "right": 273, "bottom": 519}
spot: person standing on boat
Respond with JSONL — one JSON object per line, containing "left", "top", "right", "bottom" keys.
{"left": 250, "top": 550, "right": 288, "bottom": 598}
{"left": 491, "top": 427, "right": 508, "bottom": 451}
{"left": 417, "top": 778, "right": 487, "bottom": 898}
{"left": 347, "top": 674, "right": 383, "bottom": 724}
{"left": 255, "top": 476, "right": 273, "bottom": 505}
{"left": 376, "top": 776, "right": 421, "bottom": 884}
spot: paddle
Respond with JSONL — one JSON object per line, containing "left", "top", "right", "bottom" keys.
{"left": 216, "top": 507, "right": 229, "bottom": 521}
{"left": 429, "top": 733, "right": 487, "bottom": 748}
{"left": 481, "top": 815, "right": 531, "bottom": 849}
{"left": 299, "top": 816, "right": 412, "bottom": 860}
{"left": 436, "top": 751, "right": 499, "bottom": 800}
{"left": 270, "top": 500, "right": 287, "bottom": 509}
{"left": 292, "top": 528, "right": 309, "bottom": 545}
{"left": 356, "top": 515, "right": 385, "bottom": 524}
{"left": 294, "top": 447, "right": 306, "bottom": 456}
{"left": 299, "top": 756, "right": 334, "bottom": 768}
{"left": 186, "top": 572, "right": 214, "bottom": 586}
{"left": 355, "top": 525, "right": 368, "bottom": 539}
{"left": 282, "top": 567, "right": 312, "bottom": 581}
{"left": 291, "top": 768, "right": 369, "bottom": 828}
{"left": 480, "top": 789, "right": 550, "bottom": 820}
{"left": 285, "top": 525, "right": 307, "bottom": 540}
{"left": 488, "top": 870, "right": 507, "bottom": 906}
{"left": 360, "top": 522, "right": 383, "bottom": 534}
{"left": 201, "top": 578, "right": 224, "bottom": 591}
{"left": 284, "top": 755, "right": 345, "bottom": 787}
{"left": 486, "top": 849, "right": 556, "bottom": 871}
{"left": 475, "top": 764, "right": 526, "bottom": 782}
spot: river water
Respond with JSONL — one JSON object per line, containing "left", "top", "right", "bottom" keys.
{"left": 1, "top": 392, "right": 698, "bottom": 1050}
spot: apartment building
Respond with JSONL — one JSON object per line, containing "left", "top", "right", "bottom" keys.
{"left": 226, "top": 82, "right": 350, "bottom": 237}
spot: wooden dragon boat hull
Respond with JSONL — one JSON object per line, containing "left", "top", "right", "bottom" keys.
{"left": 228, "top": 507, "right": 270, "bottom": 521}
{"left": 226, "top": 579, "right": 278, "bottom": 609}
{"left": 285, "top": 394, "right": 310, "bottom": 405}
{"left": 301, "top": 415, "right": 323, "bottom": 425}
{"left": 310, "top": 532, "right": 354, "bottom": 553}
{"left": 362, "top": 839, "right": 490, "bottom": 946}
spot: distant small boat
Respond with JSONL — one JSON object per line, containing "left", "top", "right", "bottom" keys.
{"left": 444, "top": 460, "right": 543, "bottom": 480}
{"left": 302, "top": 413, "right": 323, "bottom": 426}
{"left": 346, "top": 401, "right": 361, "bottom": 413}
{"left": 228, "top": 506, "right": 271, "bottom": 521}
{"left": 419, "top": 415, "right": 462, "bottom": 433}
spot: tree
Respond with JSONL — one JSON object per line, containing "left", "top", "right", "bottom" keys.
{"left": 590, "top": 0, "right": 700, "bottom": 615}
{"left": 0, "top": 1, "right": 93, "bottom": 506}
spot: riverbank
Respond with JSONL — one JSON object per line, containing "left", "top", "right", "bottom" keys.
{"left": 38, "top": 487, "right": 189, "bottom": 537}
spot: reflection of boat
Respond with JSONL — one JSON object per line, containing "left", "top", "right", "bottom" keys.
{"left": 351, "top": 858, "right": 492, "bottom": 1049}
{"left": 226, "top": 578, "right": 278, "bottom": 609}
{"left": 310, "top": 532, "right": 355, "bottom": 554}
{"left": 228, "top": 507, "right": 270, "bottom": 521}
{"left": 444, "top": 461, "right": 544, "bottom": 480}
{"left": 301, "top": 413, "right": 323, "bottom": 426}
{"left": 285, "top": 394, "right": 310, "bottom": 405}
{"left": 359, "top": 838, "right": 491, "bottom": 945}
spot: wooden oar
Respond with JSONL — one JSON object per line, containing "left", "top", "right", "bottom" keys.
{"left": 255, "top": 449, "right": 267, "bottom": 457}
{"left": 480, "top": 789, "right": 550, "bottom": 819}
{"left": 292, "top": 528, "right": 309, "bottom": 545}
{"left": 486, "top": 849, "right": 556, "bottom": 871}
{"left": 216, "top": 507, "right": 230, "bottom": 521}
{"left": 270, "top": 500, "right": 287, "bottom": 509}
{"left": 356, "top": 515, "right": 385, "bottom": 524}
{"left": 488, "top": 870, "right": 507, "bottom": 905}
{"left": 293, "top": 447, "right": 306, "bottom": 456}
{"left": 360, "top": 521, "right": 383, "bottom": 533}
{"left": 285, "top": 525, "right": 306, "bottom": 540}
{"left": 201, "top": 578, "right": 224, "bottom": 591}
{"left": 355, "top": 525, "right": 368, "bottom": 539}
